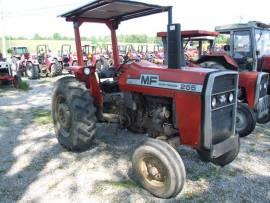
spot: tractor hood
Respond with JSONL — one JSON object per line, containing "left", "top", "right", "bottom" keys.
{"left": 119, "top": 61, "right": 219, "bottom": 95}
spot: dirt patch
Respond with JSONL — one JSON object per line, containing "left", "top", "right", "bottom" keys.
{"left": 0, "top": 76, "right": 269, "bottom": 203}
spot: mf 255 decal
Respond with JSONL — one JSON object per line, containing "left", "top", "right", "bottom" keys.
{"left": 127, "top": 74, "right": 203, "bottom": 93}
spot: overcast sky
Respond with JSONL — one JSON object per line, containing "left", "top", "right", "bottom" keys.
{"left": 0, "top": 0, "right": 270, "bottom": 38}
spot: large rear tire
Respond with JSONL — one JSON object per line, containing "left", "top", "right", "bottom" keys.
{"left": 197, "top": 136, "right": 240, "bottom": 166}
{"left": 257, "top": 114, "right": 270, "bottom": 124}
{"left": 52, "top": 76, "right": 97, "bottom": 151}
{"left": 132, "top": 138, "right": 186, "bottom": 198}
{"left": 26, "top": 63, "right": 39, "bottom": 80}
{"left": 14, "top": 72, "right": 22, "bottom": 88}
{"left": 236, "top": 103, "right": 256, "bottom": 137}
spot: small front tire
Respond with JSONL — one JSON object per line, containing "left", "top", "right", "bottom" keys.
{"left": 132, "top": 138, "right": 186, "bottom": 198}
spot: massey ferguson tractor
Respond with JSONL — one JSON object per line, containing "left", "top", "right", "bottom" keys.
{"left": 0, "top": 60, "right": 21, "bottom": 88}
{"left": 53, "top": 0, "right": 240, "bottom": 198}
{"left": 158, "top": 29, "right": 270, "bottom": 137}
{"left": 9, "top": 46, "right": 40, "bottom": 80}
{"left": 36, "top": 45, "right": 62, "bottom": 77}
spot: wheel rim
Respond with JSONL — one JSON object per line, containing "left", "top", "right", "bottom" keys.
{"left": 55, "top": 95, "right": 71, "bottom": 137}
{"left": 138, "top": 154, "right": 168, "bottom": 189}
{"left": 26, "top": 64, "right": 33, "bottom": 78}
{"left": 236, "top": 110, "right": 247, "bottom": 132}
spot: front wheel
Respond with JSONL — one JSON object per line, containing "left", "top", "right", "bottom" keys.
{"left": 52, "top": 76, "right": 97, "bottom": 151}
{"left": 236, "top": 103, "right": 256, "bottom": 137}
{"left": 132, "top": 138, "right": 186, "bottom": 198}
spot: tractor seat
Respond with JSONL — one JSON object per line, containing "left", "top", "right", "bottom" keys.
{"left": 100, "top": 79, "right": 119, "bottom": 93}
{"left": 98, "top": 67, "right": 116, "bottom": 79}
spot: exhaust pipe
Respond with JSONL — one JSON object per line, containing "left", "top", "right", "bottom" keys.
{"left": 167, "top": 7, "right": 185, "bottom": 68}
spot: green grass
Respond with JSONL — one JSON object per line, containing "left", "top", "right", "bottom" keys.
{"left": 33, "top": 110, "right": 52, "bottom": 125}
{"left": 18, "top": 80, "right": 31, "bottom": 91}
{"left": 0, "top": 169, "right": 6, "bottom": 174}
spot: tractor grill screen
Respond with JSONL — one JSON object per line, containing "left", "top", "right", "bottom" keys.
{"left": 211, "top": 74, "right": 237, "bottom": 144}
{"left": 212, "top": 74, "right": 236, "bottom": 94}
{"left": 211, "top": 106, "right": 234, "bottom": 144}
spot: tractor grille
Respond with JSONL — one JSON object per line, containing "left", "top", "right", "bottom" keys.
{"left": 203, "top": 71, "right": 238, "bottom": 149}
{"left": 255, "top": 73, "right": 270, "bottom": 119}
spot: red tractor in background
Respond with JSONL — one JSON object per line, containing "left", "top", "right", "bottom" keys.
{"left": 53, "top": 0, "right": 239, "bottom": 198}
{"left": 59, "top": 44, "right": 76, "bottom": 68}
{"left": 9, "top": 46, "right": 40, "bottom": 80}
{"left": 158, "top": 28, "right": 270, "bottom": 137}
{"left": 151, "top": 44, "right": 164, "bottom": 64}
{"left": 0, "top": 60, "right": 21, "bottom": 88}
{"left": 36, "top": 45, "right": 63, "bottom": 77}
{"left": 82, "top": 44, "right": 111, "bottom": 72}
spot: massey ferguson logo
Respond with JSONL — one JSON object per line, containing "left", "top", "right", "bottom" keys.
{"left": 140, "top": 74, "right": 159, "bottom": 85}
{"left": 127, "top": 74, "right": 202, "bottom": 93}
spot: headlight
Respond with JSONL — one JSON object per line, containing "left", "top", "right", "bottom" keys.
{"left": 83, "top": 67, "right": 91, "bottom": 75}
{"left": 228, "top": 92, "right": 234, "bottom": 103}
{"left": 211, "top": 96, "right": 217, "bottom": 108}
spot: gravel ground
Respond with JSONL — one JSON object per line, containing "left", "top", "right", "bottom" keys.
{"left": 0, "top": 77, "right": 269, "bottom": 203}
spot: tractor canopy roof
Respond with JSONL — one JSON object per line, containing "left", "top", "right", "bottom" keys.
{"left": 60, "top": 0, "right": 170, "bottom": 24}
{"left": 157, "top": 30, "right": 219, "bottom": 38}
{"left": 215, "top": 21, "right": 270, "bottom": 32}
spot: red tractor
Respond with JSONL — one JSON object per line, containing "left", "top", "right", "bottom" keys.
{"left": 36, "top": 45, "right": 62, "bottom": 77}
{"left": 9, "top": 46, "right": 40, "bottom": 80}
{"left": 53, "top": 0, "right": 239, "bottom": 198}
{"left": 0, "top": 60, "right": 21, "bottom": 88}
{"left": 59, "top": 44, "right": 75, "bottom": 68}
{"left": 158, "top": 28, "right": 270, "bottom": 137}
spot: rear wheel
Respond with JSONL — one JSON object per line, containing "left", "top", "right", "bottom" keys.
{"left": 197, "top": 136, "right": 240, "bottom": 166}
{"left": 236, "top": 103, "right": 256, "bottom": 137}
{"left": 14, "top": 72, "right": 22, "bottom": 88}
{"left": 52, "top": 76, "right": 97, "bottom": 151}
{"left": 257, "top": 114, "right": 270, "bottom": 124}
{"left": 26, "top": 63, "right": 39, "bottom": 79}
{"left": 132, "top": 138, "right": 186, "bottom": 198}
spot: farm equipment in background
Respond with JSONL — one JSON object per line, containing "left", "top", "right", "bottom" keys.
{"left": 158, "top": 27, "right": 270, "bottom": 137}
{"left": 59, "top": 44, "right": 75, "bottom": 68}
{"left": 0, "top": 60, "right": 21, "bottom": 88}
{"left": 82, "top": 44, "right": 111, "bottom": 72}
{"left": 9, "top": 46, "right": 40, "bottom": 80}
{"left": 54, "top": 0, "right": 240, "bottom": 198}
{"left": 150, "top": 44, "right": 164, "bottom": 64}
{"left": 36, "top": 45, "right": 62, "bottom": 77}
{"left": 137, "top": 44, "right": 152, "bottom": 60}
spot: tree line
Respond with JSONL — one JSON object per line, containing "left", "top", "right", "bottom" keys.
{"left": 5, "top": 33, "right": 161, "bottom": 44}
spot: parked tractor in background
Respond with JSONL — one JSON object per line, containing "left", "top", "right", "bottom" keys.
{"left": 151, "top": 44, "right": 164, "bottom": 64}
{"left": 0, "top": 60, "right": 21, "bottom": 88}
{"left": 36, "top": 45, "right": 62, "bottom": 77}
{"left": 59, "top": 44, "right": 73, "bottom": 68}
{"left": 53, "top": 0, "right": 240, "bottom": 199}
{"left": 9, "top": 46, "right": 40, "bottom": 80}
{"left": 158, "top": 27, "right": 270, "bottom": 137}
{"left": 82, "top": 44, "right": 111, "bottom": 72}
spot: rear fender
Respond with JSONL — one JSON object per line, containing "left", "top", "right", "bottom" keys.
{"left": 238, "top": 72, "right": 258, "bottom": 108}
{"left": 72, "top": 65, "right": 103, "bottom": 107}
{"left": 197, "top": 55, "right": 238, "bottom": 70}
